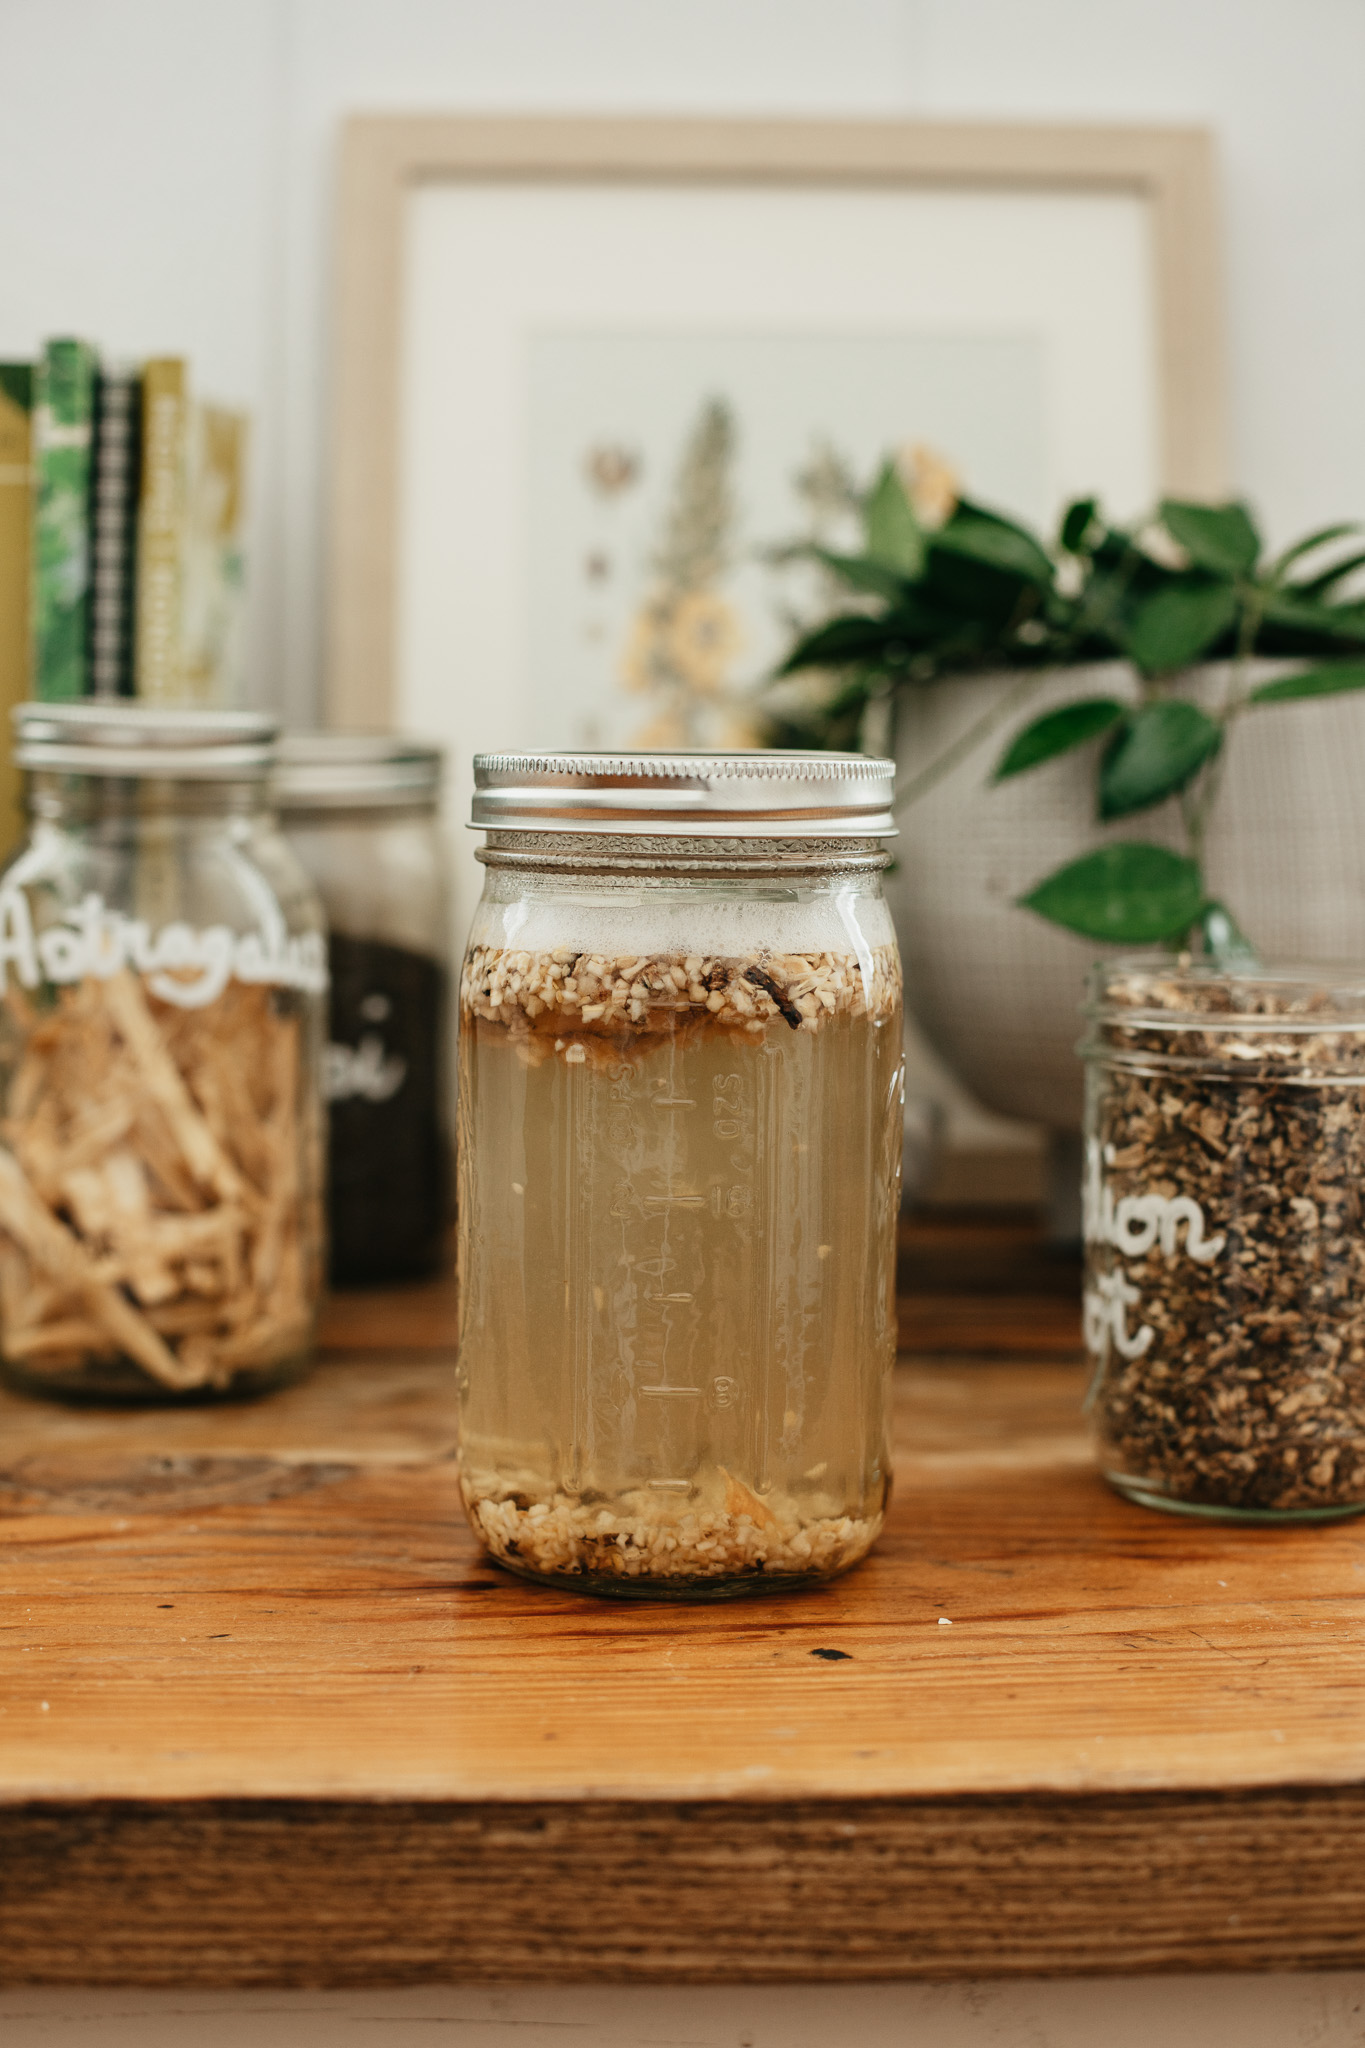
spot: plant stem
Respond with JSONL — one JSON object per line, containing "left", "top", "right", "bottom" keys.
{"left": 1181, "top": 581, "right": 1266, "bottom": 868}
{"left": 891, "top": 667, "right": 1053, "bottom": 814}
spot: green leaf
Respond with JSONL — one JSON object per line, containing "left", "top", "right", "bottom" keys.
{"left": 807, "top": 548, "right": 909, "bottom": 602}
{"left": 1125, "top": 578, "right": 1239, "bottom": 676}
{"left": 921, "top": 544, "right": 1029, "bottom": 630}
{"left": 0, "top": 363, "right": 31, "bottom": 413}
{"left": 1260, "top": 592, "right": 1365, "bottom": 645}
{"left": 1248, "top": 660, "right": 1365, "bottom": 704}
{"left": 993, "top": 698, "right": 1126, "bottom": 781}
{"left": 1019, "top": 843, "right": 1205, "bottom": 943}
{"left": 776, "top": 601, "right": 950, "bottom": 676}
{"left": 1288, "top": 549, "right": 1365, "bottom": 602}
{"left": 1059, "top": 497, "right": 1098, "bottom": 553}
{"left": 938, "top": 502, "right": 1055, "bottom": 589}
{"left": 863, "top": 461, "right": 925, "bottom": 577}
{"left": 1160, "top": 498, "right": 1261, "bottom": 577}
{"left": 1269, "top": 522, "right": 1360, "bottom": 579}
{"left": 777, "top": 614, "right": 899, "bottom": 675}
{"left": 1099, "top": 700, "right": 1222, "bottom": 818}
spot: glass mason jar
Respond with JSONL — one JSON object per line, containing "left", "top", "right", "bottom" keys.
{"left": 277, "top": 734, "right": 452, "bottom": 1285}
{"left": 0, "top": 703, "right": 327, "bottom": 1403}
{"left": 1082, "top": 956, "right": 1365, "bottom": 1522}
{"left": 457, "top": 751, "right": 904, "bottom": 1598}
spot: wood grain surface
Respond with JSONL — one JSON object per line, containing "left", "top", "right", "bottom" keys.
{"left": 1, "top": 1216, "right": 1363, "bottom": 1984}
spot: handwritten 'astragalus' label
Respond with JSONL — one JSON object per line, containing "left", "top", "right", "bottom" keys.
{"left": 0, "top": 886, "right": 327, "bottom": 1010}
{"left": 1083, "top": 1138, "right": 1226, "bottom": 1368}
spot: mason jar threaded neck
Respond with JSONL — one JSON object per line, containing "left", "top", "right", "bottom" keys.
{"left": 477, "top": 829, "right": 892, "bottom": 880}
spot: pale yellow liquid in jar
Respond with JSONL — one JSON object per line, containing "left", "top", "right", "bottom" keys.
{"left": 457, "top": 921, "right": 902, "bottom": 1596}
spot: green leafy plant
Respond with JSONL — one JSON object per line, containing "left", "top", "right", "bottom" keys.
{"left": 770, "top": 466, "right": 1365, "bottom": 952}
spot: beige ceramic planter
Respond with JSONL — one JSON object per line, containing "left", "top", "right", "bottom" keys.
{"left": 888, "top": 661, "right": 1365, "bottom": 1132}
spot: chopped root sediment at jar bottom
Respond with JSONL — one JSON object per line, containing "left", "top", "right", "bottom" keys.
{"left": 462, "top": 1466, "right": 884, "bottom": 1586}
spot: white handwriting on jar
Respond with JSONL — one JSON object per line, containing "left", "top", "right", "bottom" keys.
{"left": 1084, "top": 1269, "right": 1153, "bottom": 1362}
{"left": 0, "top": 887, "right": 328, "bottom": 1010}
{"left": 324, "top": 1035, "right": 406, "bottom": 1103}
{"left": 1083, "top": 1139, "right": 1226, "bottom": 1264}
{"left": 1083, "top": 1139, "right": 1225, "bottom": 1366}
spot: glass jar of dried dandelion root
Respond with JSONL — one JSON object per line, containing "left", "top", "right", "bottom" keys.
{"left": 1083, "top": 958, "right": 1365, "bottom": 1522}
{"left": 0, "top": 704, "right": 327, "bottom": 1402}
{"left": 458, "top": 752, "right": 903, "bottom": 1598}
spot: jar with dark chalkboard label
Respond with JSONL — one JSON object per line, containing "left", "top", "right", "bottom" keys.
{"left": 277, "top": 735, "right": 451, "bottom": 1285}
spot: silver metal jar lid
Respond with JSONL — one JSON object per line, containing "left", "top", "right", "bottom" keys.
{"left": 14, "top": 701, "right": 278, "bottom": 779}
{"left": 275, "top": 732, "right": 444, "bottom": 810}
{"left": 469, "top": 750, "right": 896, "bottom": 838}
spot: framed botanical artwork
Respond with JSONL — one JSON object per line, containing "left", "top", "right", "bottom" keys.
{"left": 327, "top": 115, "right": 1225, "bottom": 940}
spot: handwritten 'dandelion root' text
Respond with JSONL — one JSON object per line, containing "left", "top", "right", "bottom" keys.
{"left": 1083, "top": 1139, "right": 1226, "bottom": 1365}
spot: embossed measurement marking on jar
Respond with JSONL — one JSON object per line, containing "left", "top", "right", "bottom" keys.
{"left": 640, "top": 1044, "right": 753, "bottom": 1494}
{"left": 553, "top": 1031, "right": 769, "bottom": 1501}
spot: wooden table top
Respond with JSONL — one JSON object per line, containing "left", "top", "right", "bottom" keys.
{"left": 2, "top": 1213, "right": 1364, "bottom": 1985}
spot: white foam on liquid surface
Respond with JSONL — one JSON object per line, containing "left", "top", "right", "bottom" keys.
{"left": 469, "top": 889, "right": 896, "bottom": 964}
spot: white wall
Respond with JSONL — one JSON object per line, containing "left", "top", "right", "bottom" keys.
{"left": 1, "top": 0, "right": 1361, "bottom": 730}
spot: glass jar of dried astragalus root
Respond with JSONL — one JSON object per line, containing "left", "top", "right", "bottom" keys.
{"left": 1083, "top": 958, "right": 1365, "bottom": 1521}
{"left": 0, "top": 703, "right": 327, "bottom": 1402}
{"left": 458, "top": 751, "right": 903, "bottom": 1597}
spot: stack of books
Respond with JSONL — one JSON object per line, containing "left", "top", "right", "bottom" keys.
{"left": 0, "top": 339, "right": 249, "bottom": 810}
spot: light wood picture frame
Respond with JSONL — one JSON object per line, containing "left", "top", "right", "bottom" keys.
{"left": 326, "top": 114, "right": 1225, "bottom": 738}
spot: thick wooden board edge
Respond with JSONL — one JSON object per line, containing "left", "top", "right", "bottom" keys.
{"left": 325, "top": 113, "right": 1226, "bottom": 731}
{"left": 1, "top": 1786, "right": 1360, "bottom": 1985}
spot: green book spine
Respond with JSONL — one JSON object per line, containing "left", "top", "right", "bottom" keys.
{"left": 134, "top": 357, "right": 188, "bottom": 701}
{"left": 0, "top": 364, "right": 32, "bottom": 841}
{"left": 32, "top": 338, "right": 98, "bottom": 702}
{"left": 89, "top": 366, "right": 142, "bottom": 698}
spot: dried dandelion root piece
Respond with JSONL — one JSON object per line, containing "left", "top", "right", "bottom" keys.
{"left": 0, "top": 973, "right": 314, "bottom": 1394}
{"left": 461, "top": 944, "right": 901, "bottom": 1046}
{"left": 461, "top": 1471, "right": 881, "bottom": 1585}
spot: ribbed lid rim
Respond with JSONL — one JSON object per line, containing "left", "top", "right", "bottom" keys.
{"left": 470, "top": 748, "right": 895, "bottom": 838}
{"left": 275, "top": 731, "right": 443, "bottom": 808}
{"left": 14, "top": 701, "right": 278, "bottom": 778}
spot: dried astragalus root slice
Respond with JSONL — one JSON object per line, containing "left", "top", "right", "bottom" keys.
{"left": 0, "top": 971, "right": 318, "bottom": 1394}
